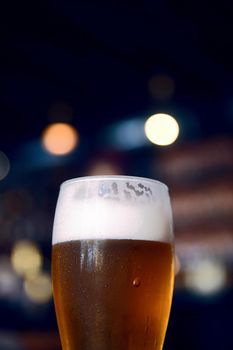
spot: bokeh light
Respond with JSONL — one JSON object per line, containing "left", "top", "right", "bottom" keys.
{"left": 148, "top": 74, "right": 175, "bottom": 100}
{"left": 144, "top": 113, "right": 179, "bottom": 146}
{"left": 0, "top": 151, "right": 10, "bottom": 181}
{"left": 107, "top": 118, "right": 147, "bottom": 150}
{"left": 0, "top": 334, "right": 20, "bottom": 350}
{"left": 0, "top": 256, "right": 21, "bottom": 300}
{"left": 184, "top": 259, "right": 227, "bottom": 295}
{"left": 24, "top": 271, "right": 52, "bottom": 304}
{"left": 11, "top": 240, "right": 42, "bottom": 277}
{"left": 42, "top": 123, "right": 79, "bottom": 155}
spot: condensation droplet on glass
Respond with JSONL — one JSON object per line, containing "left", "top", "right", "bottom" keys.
{"left": 133, "top": 277, "right": 141, "bottom": 287}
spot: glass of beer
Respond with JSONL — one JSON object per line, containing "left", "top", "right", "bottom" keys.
{"left": 52, "top": 176, "right": 174, "bottom": 350}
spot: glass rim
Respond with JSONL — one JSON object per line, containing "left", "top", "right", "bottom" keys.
{"left": 60, "top": 175, "right": 168, "bottom": 191}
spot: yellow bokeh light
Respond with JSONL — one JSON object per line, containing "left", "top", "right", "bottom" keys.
{"left": 24, "top": 271, "right": 52, "bottom": 304}
{"left": 42, "top": 123, "right": 79, "bottom": 155}
{"left": 11, "top": 240, "right": 42, "bottom": 277}
{"left": 144, "top": 113, "right": 179, "bottom": 146}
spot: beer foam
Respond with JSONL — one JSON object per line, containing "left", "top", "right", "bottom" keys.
{"left": 52, "top": 176, "right": 173, "bottom": 244}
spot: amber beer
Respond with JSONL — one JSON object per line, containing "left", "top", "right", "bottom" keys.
{"left": 52, "top": 176, "right": 174, "bottom": 350}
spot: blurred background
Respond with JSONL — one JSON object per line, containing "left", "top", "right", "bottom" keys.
{"left": 1, "top": 0, "right": 233, "bottom": 349}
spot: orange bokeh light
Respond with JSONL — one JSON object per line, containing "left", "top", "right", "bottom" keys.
{"left": 42, "top": 123, "right": 79, "bottom": 155}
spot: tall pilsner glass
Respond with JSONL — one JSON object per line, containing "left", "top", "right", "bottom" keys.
{"left": 52, "top": 176, "right": 174, "bottom": 350}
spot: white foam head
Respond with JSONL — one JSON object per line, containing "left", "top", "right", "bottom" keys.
{"left": 52, "top": 176, "right": 173, "bottom": 245}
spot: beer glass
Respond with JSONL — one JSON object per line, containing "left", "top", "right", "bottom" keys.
{"left": 52, "top": 176, "right": 174, "bottom": 350}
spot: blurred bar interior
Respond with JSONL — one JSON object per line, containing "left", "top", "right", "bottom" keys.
{"left": 1, "top": 1, "right": 233, "bottom": 349}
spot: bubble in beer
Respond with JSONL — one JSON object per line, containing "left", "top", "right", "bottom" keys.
{"left": 133, "top": 277, "right": 141, "bottom": 287}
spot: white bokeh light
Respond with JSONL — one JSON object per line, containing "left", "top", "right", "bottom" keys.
{"left": 184, "top": 259, "right": 227, "bottom": 295}
{"left": 144, "top": 113, "right": 179, "bottom": 146}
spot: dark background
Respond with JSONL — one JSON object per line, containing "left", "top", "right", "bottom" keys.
{"left": 1, "top": 1, "right": 233, "bottom": 349}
